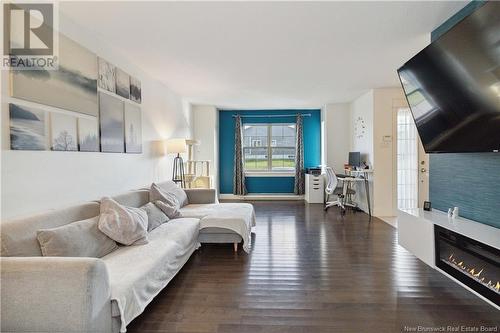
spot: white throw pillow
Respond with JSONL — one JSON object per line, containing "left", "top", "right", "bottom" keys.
{"left": 37, "top": 216, "right": 118, "bottom": 258}
{"left": 98, "top": 197, "right": 148, "bottom": 245}
{"left": 154, "top": 200, "right": 179, "bottom": 219}
{"left": 150, "top": 183, "right": 182, "bottom": 218}
{"left": 151, "top": 181, "right": 188, "bottom": 207}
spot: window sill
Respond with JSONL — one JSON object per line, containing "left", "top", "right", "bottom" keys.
{"left": 245, "top": 171, "right": 295, "bottom": 177}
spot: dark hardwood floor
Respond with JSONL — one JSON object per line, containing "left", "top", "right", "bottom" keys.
{"left": 128, "top": 201, "right": 499, "bottom": 333}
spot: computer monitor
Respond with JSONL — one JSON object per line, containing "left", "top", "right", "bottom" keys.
{"left": 348, "top": 152, "right": 361, "bottom": 168}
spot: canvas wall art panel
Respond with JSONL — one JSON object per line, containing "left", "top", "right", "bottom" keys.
{"left": 11, "top": 34, "right": 98, "bottom": 116}
{"left": 50, "top": 113, "right": 78, "bottom": 151}
{"left": 9, "top": 103, "right": 47, "bottom": 150}
{"left": 115, "top": 68, "right": 130, "bottom": 99}
{"left": 78, "top": 117, "right": 99, "bottom": 152}
{"left": 99, "top": 92, "right": 124, "bottom": 153}
{"left": 98, "top": 58, "right": 116, "bottom": 93}
{"left": 124, "top": 103, "right": 142, "bottom": 153}
{"left": 130, "top": 76, "right": 141, "bottom": 104}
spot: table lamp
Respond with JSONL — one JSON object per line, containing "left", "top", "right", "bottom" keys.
{"left": 166, "top": 138, "right": 187, "bottom": 187}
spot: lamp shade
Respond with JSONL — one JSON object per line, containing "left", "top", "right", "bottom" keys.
{"left": 166, "top": 138, "right": 187, "bottom": 154}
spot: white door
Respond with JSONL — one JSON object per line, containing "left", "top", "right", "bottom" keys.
{"left": 396, "top": 108, "right": 419, "bottom": 210}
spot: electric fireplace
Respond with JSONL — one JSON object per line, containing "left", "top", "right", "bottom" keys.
{"left": 434, "top": 225, "right": 499, "bottom": 306}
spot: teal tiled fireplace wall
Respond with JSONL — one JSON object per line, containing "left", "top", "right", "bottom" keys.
{"left": 428, "top": 1, "right": 500, "bottom": 229}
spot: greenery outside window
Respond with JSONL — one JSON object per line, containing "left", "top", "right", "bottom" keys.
{"left": 243, "top": 123, "right": 296, "bottom": 172}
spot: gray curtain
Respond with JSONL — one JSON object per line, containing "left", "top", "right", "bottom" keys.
{"left": 294, "top": 114, "right": 305, "bottom": 195}
{"left": 233, "top": 115, "right": 247, "bottom": 195}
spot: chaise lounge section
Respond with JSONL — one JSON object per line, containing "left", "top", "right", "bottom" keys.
{"left": 152, "top": 181, "right": 256, "bottom": 253}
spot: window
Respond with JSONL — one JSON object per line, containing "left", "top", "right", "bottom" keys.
{"left": 397, "top": 108, "right": 418, "bottom": 210}
{"left": 243, "top": 124, "right": 296, "bottom": 172}
{"left": 400, "top": 75, "right": 435, "bottom": 119}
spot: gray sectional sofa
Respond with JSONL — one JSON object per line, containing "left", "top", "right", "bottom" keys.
{"left": 0, "top": 181, "right": 255, "bottom": 333}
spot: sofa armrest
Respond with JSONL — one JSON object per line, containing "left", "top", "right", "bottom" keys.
{"left": 1, "top": 257, "right": 113, "bottom": 333}
{"left": 184, "top": 188, "right": 218, "bottom": 204}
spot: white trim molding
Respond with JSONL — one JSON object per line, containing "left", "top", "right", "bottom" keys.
{"left": 220, "top": 194, "right": 304, "bottom": 201}
{"left": 245, "top": 171, "right": 295, "bottom": 177}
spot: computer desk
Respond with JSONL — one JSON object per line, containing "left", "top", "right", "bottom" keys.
{"left": 344, "top": 169, "right": 374, "bottom": 217}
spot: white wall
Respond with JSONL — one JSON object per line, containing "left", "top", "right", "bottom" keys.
{"left": 324, "top": 103, "right": 350, "bottom": 173}
{"left": 350, "top": 91, "right": 374, "bottom": 166}
{"left": 350, "top": 90, "right": 374, "bottom": 213}
{"left": 372, "top": 88, "right": 406, "bottom": 217}
{"left": 191, "top": 105, "right": 219, "bottom": 192}
{"left": 1, "top": 13, "right": 191, "bottom": 219}
{"left": 321, "top": 89, "right": 408, "bottom": 217}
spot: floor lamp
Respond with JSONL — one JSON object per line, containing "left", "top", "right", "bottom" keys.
{"left": 166, "top": 138, "right": 187, "bottom": 188}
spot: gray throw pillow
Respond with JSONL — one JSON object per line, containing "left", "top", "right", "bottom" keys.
{"left": 37, "top": 216, "right": 118, "bottom": 258}
{"left": 151, "top": 182, "right": 188, "bottom": 207}
{"left": 140, "top": 202, "right": 169, "bottom": 231}
{"left": 98, "top": 197, "right": 149, "bottom": 246}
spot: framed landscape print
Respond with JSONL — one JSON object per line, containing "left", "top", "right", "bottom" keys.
{"left": 78, "top": 117, "right": 99, "bottom": 152}
{"left": 130, "top": 76, "right": 141, "bottom": 104}
{"left": 98, "top": 58, "right": 116, "bottom": 93}
{"left": 50, "top": 113, "right": 78, "bottom": 151}
{"left": 124, "top": 103, "right": 142, "bottom": 153}
{"left": 9, "top": 103, "right": 47, "bottom": 150}
{"left": 99, "top": 92, "right": 124, "bottom": 153}
{"left": 115, "top": 68, "right": 130, "bottom": 99}
{"left": 11, "top": 34, "right": 98, "bottom": 117}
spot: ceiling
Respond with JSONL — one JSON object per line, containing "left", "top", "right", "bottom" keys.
{"left": 60, "top": 1, "right": 466, "bottom": 109}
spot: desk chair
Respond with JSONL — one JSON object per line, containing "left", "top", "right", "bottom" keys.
{"left": 324, "top": 167, "right": 357, "bottom": 215}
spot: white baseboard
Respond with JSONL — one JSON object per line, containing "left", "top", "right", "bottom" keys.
{"left": 219, "top": 194, "right": 304, "bottom": 201}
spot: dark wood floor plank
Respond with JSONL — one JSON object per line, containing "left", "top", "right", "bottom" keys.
{"left": 128, "top": 201, "right": 499, "bottom": 333}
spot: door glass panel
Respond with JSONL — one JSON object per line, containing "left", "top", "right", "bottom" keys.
{"left": 397, "top": 108, "right": 418, "bottom": 210}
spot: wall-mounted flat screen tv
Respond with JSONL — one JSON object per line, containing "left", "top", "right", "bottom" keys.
{"left": 397, "top": 2, "right": 500, "bottom": 153}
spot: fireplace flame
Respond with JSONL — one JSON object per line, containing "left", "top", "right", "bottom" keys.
{"left": 469, "top": 268, "right": 483, "bottom": 277}
{"left": 446, "top": 254, "right": 499, "bottom": 294}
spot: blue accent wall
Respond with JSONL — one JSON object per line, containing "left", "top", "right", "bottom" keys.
{"left": 430, "top": 1, "right": 486, "bottom": 41}
{"left": 429, "top": 1, "right": 500, "bottom": 229}
{"left": 219, "top": 109, "right": 321, "bottom": 194}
